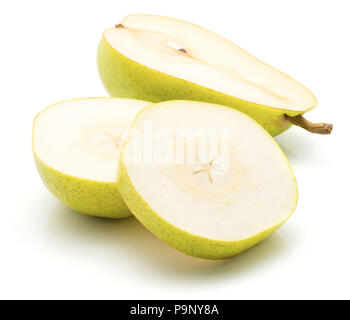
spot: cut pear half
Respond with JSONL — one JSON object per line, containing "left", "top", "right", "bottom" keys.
{"left": 98, "top": 14, "right": 332, "bottom": 136}
{"left": 117, "top": 100, "right": 298, "bottom": 259}
{"left": 33, "top": 97, "right": 150, "bottom": 218}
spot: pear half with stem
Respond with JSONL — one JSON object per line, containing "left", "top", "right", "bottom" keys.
{"left": 98, "top": 14, "right": 332, "bottom": 137}
{"left": 33, "top": 97, "right": 150, "bottom": 218}
{"left": 117, "top": 100, "right": 298, "bottom": 259}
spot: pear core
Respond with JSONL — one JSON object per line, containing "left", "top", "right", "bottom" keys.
{"left": 33, "top": 98, "right": 150, "bottom": 182}
{"left": 119, "top": 101, "right": 298, "bottom": 244}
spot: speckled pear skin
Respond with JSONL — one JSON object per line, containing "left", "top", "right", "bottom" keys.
{"left": 98, "top": 36, "right": 308, "bottom": 137}
{"left": 117, "top": 158, "right": 292, "bottom": 260}
{"left": 34, "top": 155, "right": 131, "bottom": 219}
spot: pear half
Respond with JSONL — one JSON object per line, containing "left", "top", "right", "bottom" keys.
{"left": 33, "top": 97, "right": 150, "bottom": 218}
{"left": 98, "top": 14, "right": 332, "bottom": 136}
{"left": 117, "top": 100, "right": 298, "bottom": 259}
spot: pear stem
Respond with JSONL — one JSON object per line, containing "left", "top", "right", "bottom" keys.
{"left": 285, "top": 114, "right": 333, "bottom": 134}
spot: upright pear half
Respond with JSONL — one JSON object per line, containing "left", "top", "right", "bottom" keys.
{"left": 98, "top": 14, "right": 332, "bottom": 136}
{"left": 33, "top": 98, "right": 150, "bottom": 218}
{"left": 117, "top": 101, "right": 298, "bottom": 259}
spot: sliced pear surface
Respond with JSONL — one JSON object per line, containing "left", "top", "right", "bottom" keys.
{"left": 117, "top": 101, "right": 298, "bottom": 259}
{"left": 98, "top": 14, "right": 332, "bottom": 136}
{"left": 33, "top": 98, "right": 150, "bottom": 218}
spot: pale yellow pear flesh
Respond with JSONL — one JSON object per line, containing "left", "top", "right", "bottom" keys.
{"left": 117, "top": 101, "right": 298, "bottom": 259}
{"left": 33, "top": 97, "right": 150, "bottom": 218}
{"left": 98, "top": 14, "right": 320, "bottom": 136}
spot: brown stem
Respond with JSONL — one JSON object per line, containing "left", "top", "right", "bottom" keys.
{"left": 115, "top": 24, "right": 124, "bottom": 28}
{"left": 285, "top": 114, "right": 333, "bottom": 134}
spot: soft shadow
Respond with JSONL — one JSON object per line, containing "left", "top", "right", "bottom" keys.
{"left": 46, "top": 202, "right": 291, "bottom": 280}
{"left": 275, "top": 129, "right": 331, "bottom": 166}
{"left": 275, "top": 130, "right": 316, "bottom": 163}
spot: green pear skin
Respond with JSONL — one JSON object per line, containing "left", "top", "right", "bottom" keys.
{"left": 116, "top": 158, "right": 296, "bottom": 260}
{"left": 98, "top": 37, "right": 303, "bottom": 137}
{"left": 35, "top": 156, "right": 130, "bottom": 218}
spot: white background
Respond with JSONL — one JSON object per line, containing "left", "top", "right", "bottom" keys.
{"left": 0, "top": 0, "right": 348, "bottom": 300}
